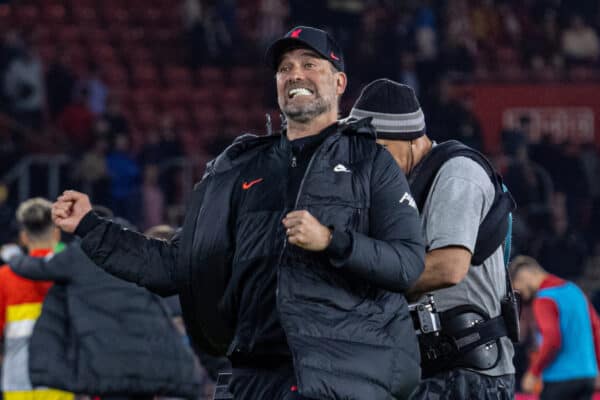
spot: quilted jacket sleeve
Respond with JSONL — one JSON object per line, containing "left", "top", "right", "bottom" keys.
{"left": 76, "top": 212, "right": 179, "bottom": 296}
{"left": 331, "top": 147, "right": 425, "bottom": 292}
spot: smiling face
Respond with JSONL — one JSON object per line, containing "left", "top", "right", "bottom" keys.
{"left": 276, "top": 48, "right": 346, "bottom": 124}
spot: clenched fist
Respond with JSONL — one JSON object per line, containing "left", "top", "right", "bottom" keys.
{"left": 282, "top": 210, "right": 332, "bottom": 251}
{"left": 52, "top": 190, "right": 93, "bottom": 233}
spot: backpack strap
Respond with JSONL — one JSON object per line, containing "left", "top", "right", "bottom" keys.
{"left": 408, "top": 140, "right": 516, "bottom": 265}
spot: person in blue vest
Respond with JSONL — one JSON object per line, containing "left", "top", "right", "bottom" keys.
{"left": 509, "top": 255, "right": 600, "bottom": 400}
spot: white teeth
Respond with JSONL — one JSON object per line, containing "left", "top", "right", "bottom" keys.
{"left": 289, "top": 88, "right": 313, "bottom": 98}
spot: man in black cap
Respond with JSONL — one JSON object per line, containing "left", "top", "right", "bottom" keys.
{"left": 349, "top": 79, "right": 517, "bottom": 399}
{"left": 50, "top": 28, "right": 425, "bottom": 399}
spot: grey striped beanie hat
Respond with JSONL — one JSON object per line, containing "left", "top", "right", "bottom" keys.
{"left": 350, "top": 78, "right": 425, "bottom": 140}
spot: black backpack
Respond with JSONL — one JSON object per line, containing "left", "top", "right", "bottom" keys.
{"left": 408, "top": 140, "right": 516, "bottom": 265}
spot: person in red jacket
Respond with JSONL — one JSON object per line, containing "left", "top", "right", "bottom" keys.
{"left": 510, "top": 255, "right": 600, "bottom": 400}
{"left": 0, "top": 197, "right": 73, "bottom": 400}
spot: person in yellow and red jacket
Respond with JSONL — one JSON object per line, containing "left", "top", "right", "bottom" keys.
{"left": 0, "top": 197, "right": 73, "bottom": 400}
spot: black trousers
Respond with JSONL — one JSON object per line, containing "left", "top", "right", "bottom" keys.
{"left": 226, "top": 365, "right": 312, "bottom": 400}
{"left": 409, "top": 368, "right": 515, "bottom": 400}
{"left": 540, "top": 378, "right": 595, "bottom": 400}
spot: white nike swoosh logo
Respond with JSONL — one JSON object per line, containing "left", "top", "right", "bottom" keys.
{"left": 334, "top": 164, "right": 351, "bottom": 173}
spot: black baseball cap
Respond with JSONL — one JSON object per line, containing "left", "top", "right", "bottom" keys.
{"left": 265, "top": 26, "right": 345, "bottom": 72}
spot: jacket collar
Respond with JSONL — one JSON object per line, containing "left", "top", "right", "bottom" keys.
{"left": 204, "top": 117, "right": 376, "bottom": 176}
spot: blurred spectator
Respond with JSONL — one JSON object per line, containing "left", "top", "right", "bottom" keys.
{"left": 289, "top": 0, "right": 325, "bottom": 27}
{"left": 553, "top": 141, "right": 590, "bottom": 227}
{"left": 0, "top": 30, "right": 24, "bottom": 80}
{"left": 0, "top": 183, "right": 17, "bottom": 245}
{"left": 195, "top": 1, "right": 234, "bottom": 66}
{"left": 142, "top": 164, "right": 165, "bottom": 230}
{"left": 3, "top": 37, "right": 44, "bottom": 130}
{"left": 510, "top": 255, "right": 600, "bottom": 399}
{"left": 0, "top": 129, "right": 24, "bottom": 176}
{"left": 425, "top": 80, "right": 483, "bottom": 150}
{"left": 138, "top": 129, "right": 165, "bottom": 166}
{"left": 106, "top": 134, "right": 141, "bottom": 224}
{"left": 81, "top": 61, "right": 108, "bottom": 115}
{"left": 101, "top": 95, "right": 130, "bottom": 139}
{"left": 561, "top": 15, "right": 599, "bottom": 67}
{"left": 75, "top": 137, "right": 110, "bottom": 206}
{"left": 57, "top": 87, "right": 94, "bottom": 152}
{"left": 414, "top": 1, "right": 438, "bottom": 63}
{"left": 453, "top": 96, "right": 483, "bottom": 151}
{"left": 524, "top": 10, "right": 562, "bottom": 73}
{"left": 532, "top": 192, "right": 588, "bottom": 280}
{"left": 442, "top": 0, "right": 476, "bottom": 76}
{"left": 45, "top": 48, "right": 76, "bottom": 121}
{"left": 7, "top": 221, "right": 202, "bottom": 397}
{"left": 578, "top": 240, "right": 600, "bottom": 306}
{"left": 497, "top": 2, "right": 522, "bottom": 48}
{"left": 354, "top": 4, "right": 391, "bottom": 82}
{"left": 529, "top": 131, "right": 562, "bottom": 178}
{"left": 504, "top": 141, "right": 553, "bottom": 223}
{"left": 470, "top": 0, "right": 501, "bottom": 66}
{"left": 398, "top": 52, "right": 420, "bottom": 96}
{"left": 0, "top": 198, "right": 71, "bottom": 400}
{"left": 157, "top": 115, "right": 184, "bottom": 205}
{"left": 258, "top": 0, "right": 288, "bottom": 50}
{"left": 182, "top": 0, "right": 206, "bottom": 67}
{"left": 326, "top": 0, "right": 365, "bottom": 54}
{"left": 501, "top": 115, "right": 529, "bottom": 157}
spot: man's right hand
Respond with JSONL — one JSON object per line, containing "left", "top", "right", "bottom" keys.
{"left": 52, "top": 190, "right": 93, "bottom": 233}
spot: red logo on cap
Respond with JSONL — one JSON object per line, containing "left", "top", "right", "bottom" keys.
{"left": 330, "top": 51, "right": 340, "bottom": 61}
{"left": 290, "top": 28, "right": 302, "bottom": 38}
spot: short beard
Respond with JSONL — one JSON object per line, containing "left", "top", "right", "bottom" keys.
{"left": 283, "top": 97, "right": 331, "bottom": 123}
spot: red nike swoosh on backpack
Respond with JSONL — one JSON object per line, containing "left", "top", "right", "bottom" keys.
{"left": 242, "top": 178, "right": 264, "bottom": 190}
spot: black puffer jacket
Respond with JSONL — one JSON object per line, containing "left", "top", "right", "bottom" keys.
{"left": 8, "top": 244, "right": 201, "bottom": 397}
{"left": 77, "top": 118, "right": 425, "bottom": 399}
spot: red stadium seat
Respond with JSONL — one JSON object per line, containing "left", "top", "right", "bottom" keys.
{"left": 37, "top": 44, "right": 56, "bottom": 64}
{"left": 0, "top": 4, "right": 11, "bottom": 30}
{"left": 164, "top": 66, "right": 193, "bottom": 88}
{"left": 55, "top": 25, "right": 82, "bottom": 46}
{"left": 80, "top": 26, "right": 110, "bottom": 46}
{"left": 147, "top": 28, "right": 178, "bottom": 47}
{"left": 111, "top": 27, "right": 146, "bottom": 45}
{"left": 31, "top": 26, "right": 52, "bottom": 46}
{"left": 134, "top": 103, "right": 158, "bottom": 130}
{"left": 220, "top": 87, "right": 247, "bottom": 108}
{"left": 131, "top": 65, "right": 161, "bottom": 88}
{"left": 71, "top": 6, "right": 98, "bottom": 25}
{"left": 67, "top": 0, "right": 96, "bottom": 9}
{"left": 196, "top": 66, "right": 226, "bottom": 86}
{"left": 14, "top": 4, "right": 39, "bottom": 27}
{"left": 90, "top": 44, "right": 119, "bottom": 64}
{"left": 190, "top": 104, "right": 221, "bottom": 128}
{"left": 65, "top": 45, "right": 89, "bottom": 74}
{"left": 229, "top": 66, "right": 257, "bottom": 86}
{"left": 137, "top": 7, "right": 163, "bottom": 27}
{"left": 103, "top": 66, "right": 130, "bottom": 88}
{"left": 101, "top": 7, "right": 130, "bottom": 27}
{"left": 168, "top": 107, "right": 192, "bottom": 127}
{"left": 122, "top": 47, "right": 153, "bottom": 66}
{"left": 42, "top": 3, "right": 67, "bottom": 24}
{"left": 157, "top": 88, "right": 191, "bottom": 109}
{"left": 130, "top": 88, "right": 161, "bottom": 110}
{"left": 189, "top": 88, "right": 215, "bottom": 107}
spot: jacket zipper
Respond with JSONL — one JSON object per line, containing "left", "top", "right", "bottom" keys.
{"left": 275, "top": 135, "right": 337, "bottom": 391}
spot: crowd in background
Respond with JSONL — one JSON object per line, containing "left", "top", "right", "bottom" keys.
{"left": 0, "top": 0, "right": 599, "bottom": 394}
